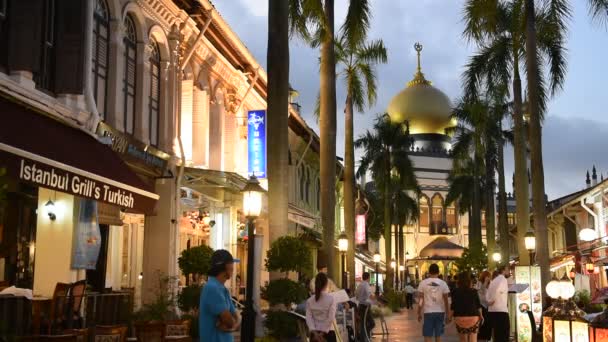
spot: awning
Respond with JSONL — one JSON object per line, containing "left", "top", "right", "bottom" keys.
{"left": 0, "top": 95, "right": 159, "bottom": 214}
{"left": 182, "top": 167, "right": 248, "bottom": 202}
{"left": 288, "top": 204, "right": 318, "bottom": 229}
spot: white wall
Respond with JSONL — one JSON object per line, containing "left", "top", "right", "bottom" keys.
{"left": 33, "top": 188, "right": 83, "bottom": 297}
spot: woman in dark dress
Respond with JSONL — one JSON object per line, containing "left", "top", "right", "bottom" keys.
{"left": 450, "top": 272, "right": 483, "bottom": 342}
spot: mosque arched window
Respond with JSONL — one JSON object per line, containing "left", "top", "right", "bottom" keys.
{"left": 431, "top": 194, "right": 444, "bottom": 224}
{"left": 419, "top": 195, "right": 429, "bottom": 230}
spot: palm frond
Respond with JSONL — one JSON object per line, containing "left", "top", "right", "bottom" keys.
{"left": 357, "top": 62, "right": 378, "bottom": 108}
{"left": 462, "top": 0, "right": 500, "bottom": 42}
{"left": 347, "top": 69, "right": 366, "bottom": 113}
{"left": 357, "top": 40, "right": 388, "bottom": 65}
{"left": 588, "top": 0, "right": 608, "bottom": 26}
{"left": 340, "top": 0, "right": 371, "bottom": 48}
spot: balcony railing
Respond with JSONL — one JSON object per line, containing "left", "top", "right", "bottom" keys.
{"left": 429, "top": 222, "right": 457, "bottom": 235}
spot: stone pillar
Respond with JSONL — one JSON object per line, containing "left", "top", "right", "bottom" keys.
{"left": 209, "top": 100, "right": 225, "bottom": 170}
{"left": 192, "top": 85, "right": 209, "bottom": 167}
{"left": 141, "top": 178, "right": 176, "bottom": 304}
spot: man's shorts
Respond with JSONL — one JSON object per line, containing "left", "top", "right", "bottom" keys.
{"left": 423, "top": 312, "right": 445, "bottom": 337}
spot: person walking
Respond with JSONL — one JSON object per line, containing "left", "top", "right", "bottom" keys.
{"left": 306, "top": 273, "right": 337, "bottom": 342}
{"left": 199, "top": 250, "right": 241, "bottom": 342}
{"left": 486, "top": 266, "right": 511, "bottom": 342}
{"left": 404, "top": 282, "right": 416, "bottom": 309}
{"left": 309, "top": 264, "right": 337, "bottom": 293}
{"left": 417, "top": 263, "right": 451, "bottom": 342}
{"left": 450, "top": 272, "right": 483, "bottom": 342}
{"left": 476, "top": 271, "right": 492, "bottom": 342}
{"left": 355, "top": 272, "right": 374, "bottom": 340}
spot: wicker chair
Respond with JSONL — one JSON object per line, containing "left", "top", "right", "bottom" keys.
{"left": 134, "top": 322, "right": 166, "bottom": 342}
{"left": 93, "top": 325, "right": 128, "bottom": 342}
{"left": 46, "top": 283, "right": 71, "bottom": 334}
{"left": 66, "top": 280, "right": 86, "bottom": 328}
{"left": 62, "top": 329, "right": 88, "bottom": 342}
{"left": 165, "top": 320, "right": 191, "bottom": 341}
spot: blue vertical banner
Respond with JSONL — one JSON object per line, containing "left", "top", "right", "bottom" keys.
{"left": 247, "top": 110, "right": 267, "bottom": 178}
{"left": 71, "top": 199, "right": 102, "bottom": 269}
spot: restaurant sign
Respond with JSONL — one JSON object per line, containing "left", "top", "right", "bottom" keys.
{"left": 247, "top": 110, "right": 266, "bottom": 178}
{"left": 0, "top": 149, "right": 158, "bottom": 213}
{"left": 96, "top": 122, "right": 169, "bottom": 176}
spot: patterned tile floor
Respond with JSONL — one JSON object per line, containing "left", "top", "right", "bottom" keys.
{"left": 373, "top": 308, "right": 459, "bottom": 342}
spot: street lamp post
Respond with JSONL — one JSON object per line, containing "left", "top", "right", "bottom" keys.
{"left": 373, "top": 252, "right": 381, "bottom": 297}
{"left": 240, "top": 175, "right": 265, "bottom": 342}
{"left": 338, "top": 232, "right": 349, "bottom": 290}
{"left": 524, "top": 230, "right": 536, "bottom": 318}
{"left": 398, "top": 265, "right": 405, "bottom": 291}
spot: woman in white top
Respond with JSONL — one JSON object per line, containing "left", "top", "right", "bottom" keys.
{"left": 306, "top": 273, "right": 337, "bottom": 342}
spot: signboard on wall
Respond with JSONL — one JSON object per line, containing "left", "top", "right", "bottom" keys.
{"left": 356, "top": 214, "right": 366, "bottom": 244}
{"left": 247, "top": 110, "right": 266, "bottom": 178}
{"left": 514, "top": 266, "right": 543, "bottom": 342}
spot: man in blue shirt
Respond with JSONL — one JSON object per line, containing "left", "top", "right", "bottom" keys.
{"left": 200, "top": 249, "right": 240, "bottom": 341}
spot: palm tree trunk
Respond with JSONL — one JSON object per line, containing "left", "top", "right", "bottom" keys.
{"left": 344, "top": 95, "right": 356, "bottom": 290}
{"left": 512, "top": 57, "right": 530, "bottom": 266}
{"left": 384, "top": 155, "right": 393, "bottom": 290}
{"left": 320, "top": 0, "right": 338, "bottom": 281}
{"left": 267, "top": 0, "right": 290, "bottom": 280}
{"left": 497, "top": 125, "right": 509, "bottom": 263}
{"left": 471, "top": 147, "right": 483, "bottom": 254}
{"left": 398, "top": 221, "right": 404, "bottom": 289}
{"left": 525, "top": 0, "right": 550, "bottom": 298}
{"left": 485, "top": 138, "right": 496, "bottom": 269}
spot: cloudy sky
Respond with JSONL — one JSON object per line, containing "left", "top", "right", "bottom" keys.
{"left": 213, "top": 0, "right": 608, "bottom": 199}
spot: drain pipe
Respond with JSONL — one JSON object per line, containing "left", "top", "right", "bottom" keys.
{"left": 84, "top": 0, "right": 101, "bottom": 131}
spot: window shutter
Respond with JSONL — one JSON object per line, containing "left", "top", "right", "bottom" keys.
{"left": 7, "top": 0, "right": 43, "bottom": 72}
{"left": 54, "top": 0, "right": 86, "bottom": 94}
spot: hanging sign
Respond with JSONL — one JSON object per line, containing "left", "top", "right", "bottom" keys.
{"left": 247, "top": 110, "right": 267, "bottom": 178}
{"left": 72, "top": 199, "right": 102, "bottom": 270}
{"left": 356, "top": 214, "right": 366, "bottom": 244}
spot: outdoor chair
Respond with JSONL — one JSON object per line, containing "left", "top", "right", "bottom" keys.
{"left": 66, "top": 280, "right": 86, "bottom": 328}
{"left": 527, "top": 310, "right": 541, "bottom": 342}
{"left": 134, "top": 322, "right": 166, "bottom": 342}
{"left": 45, "top": 283, "right": 71, "bottom": 334}
{"left": 93, "top": 325, "right": 128, "bottom": 342}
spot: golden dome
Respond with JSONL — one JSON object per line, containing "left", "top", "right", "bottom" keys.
{"left": 387, "top": 43, "right": 453, "bottom": 135}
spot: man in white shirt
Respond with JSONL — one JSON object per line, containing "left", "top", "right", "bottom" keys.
{"left": 486, "top": 265, "right": 511, "bottom": 342}
{"left": 417, "top": 264, "right": 451, "bottom": 342}
{"left": 355, "top": 272, "right": 374, "bottom": 338}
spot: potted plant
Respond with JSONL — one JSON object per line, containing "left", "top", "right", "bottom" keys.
{"left": 263, "top": 236, "right": 311, "bottom": 341}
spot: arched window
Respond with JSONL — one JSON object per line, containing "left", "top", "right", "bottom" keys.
{"left": 122, "top": 15, "right": 137, "bottom": 135}
{"left": 431, "top": 194, "right": 444, "bottom": 224}
{"left": 419, "top": 195, "right": 429, "bottom": 229}
{"left": 148, "top": 40, "right": 160, "bottom": 146}
{"left": 92, "top": 0, "right": 110, "bottom": 120}
{"left": 299, "top": 164, "right": 305, "bottom": 201}
{"left": 316, "top": 178, "right": 320, "bottom": 211}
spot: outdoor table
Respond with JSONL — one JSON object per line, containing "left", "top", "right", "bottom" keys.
{"left": 31, "top": 296, "right": 52, "bottom": 334}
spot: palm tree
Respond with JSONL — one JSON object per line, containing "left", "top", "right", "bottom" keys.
{"left": 461, "top": 0, "right": 568, "bottom": 267}
{"left": 266, "top": 1, "right": 291, "bottom": 272}
{"left": 356, "top": 115, "right": 418, "bottom": 290}
{"left": 336, "top": 4, "right": 387, "bottom": 289}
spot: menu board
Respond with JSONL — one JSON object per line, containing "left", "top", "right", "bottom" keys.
{"left": 514, "top": 266, "right": 543, "bottom": 342}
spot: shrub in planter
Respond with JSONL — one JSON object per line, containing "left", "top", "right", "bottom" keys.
{"left": 383, "top": 290, "right": 405, "bottom": 312}
{"left": 178, "top": 284, "right": 202, "bottom": 314}
{"left": 261, "top": 278, "right": 308, "bottom": 307}
{"left": 265, "top": 310, "right": 299, "bottom": 340}
{"left": 132, "top": 272, "right": 178, "bottom": 321}
{"left": 178, "top": 245, "right": 213, "bottom": 285}
{"left": 265, "top": 236, "right": 311, "bottom": 275}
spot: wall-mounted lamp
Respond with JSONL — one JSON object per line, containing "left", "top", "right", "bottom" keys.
{"left": 138, "top": 272, "right": 143, "bottom": 280}
{"left": 45, "top": 200, "right": 56, "bottom": 220}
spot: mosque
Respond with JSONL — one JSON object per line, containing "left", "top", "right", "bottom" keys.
{"left": 385, "top": 43, "right": 487, "bottom": 280}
